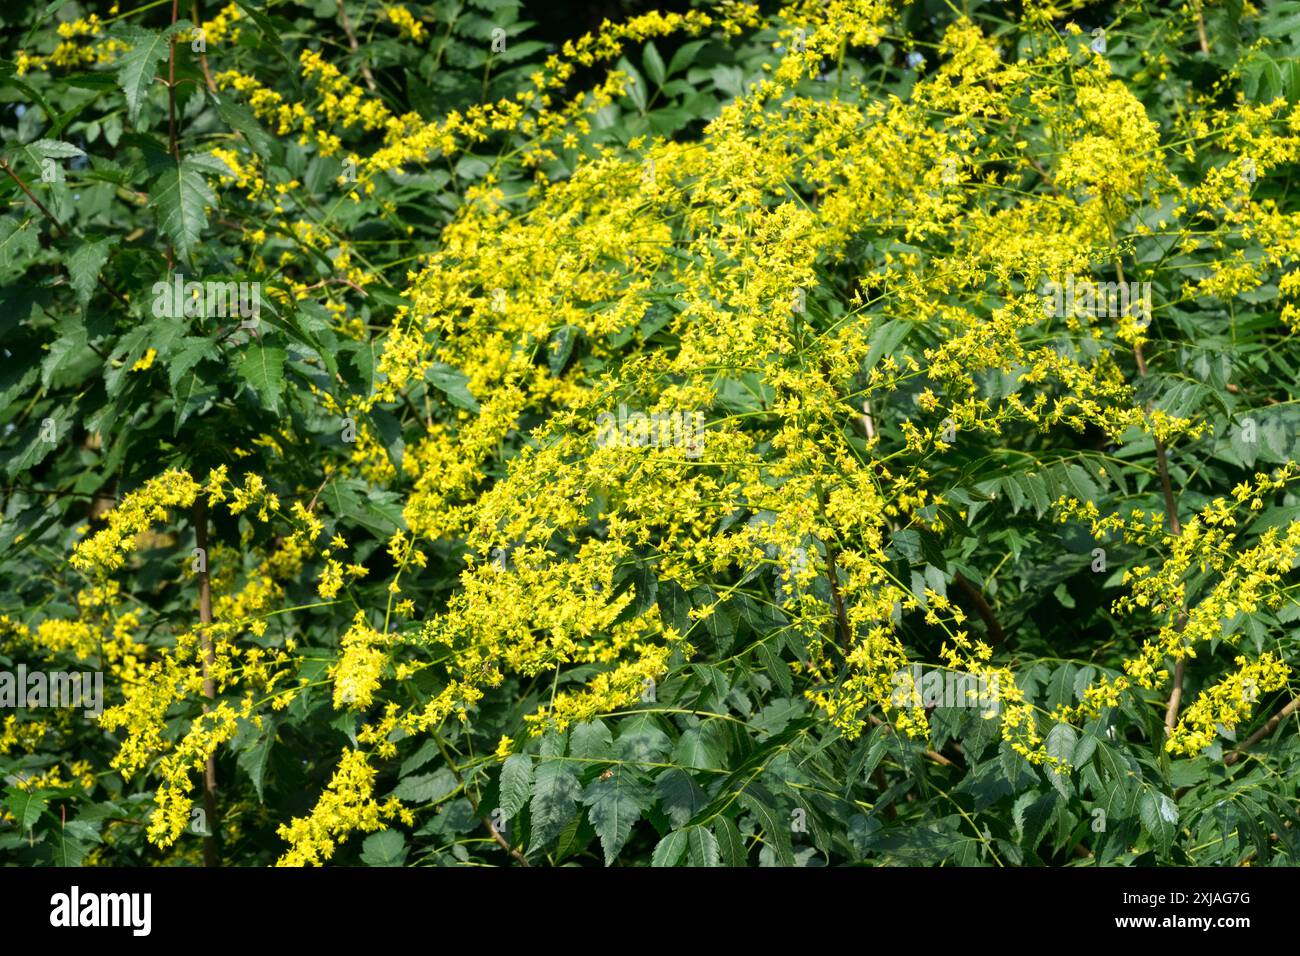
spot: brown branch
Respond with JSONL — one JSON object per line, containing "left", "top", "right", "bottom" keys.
{"left": 431, "top": 732, "right": 529, "bottom": 865}
{"left": 1225, "top": 697, "right": 1300, "bottom": 766}
{"left": 1, "top": 157, "right": 63, "bottom": 230}
{"left": 191, "top": 2, "right": 216, "bottom": 92}
{"left": 305, "top": 475, "right": 331, "bottom": 514}
{"left": 869, "top": 715, "right": 957, "bottom": 768}
{"left": 1118, "top": 254, "right": 1189, "bottom": 737}
{"left": 0, "top": 157, "right": 128, "bottom": 328}
{"left": 337, "top": 1, "right": 378, "bottom": 92}
{"left": 168, "top": 0, "right": 181, "bottom": 163}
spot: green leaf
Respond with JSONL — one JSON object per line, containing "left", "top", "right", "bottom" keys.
{"left": 655, "top": 768, "right": 707, "bottom": 827}
{"left": 1045, "top": 723, "right": 1077, "bottom": 766}
{"left": 427, "top": 362, "right": 479, "bottom": 412}
{"left": 1012, "top": 791, "right": 1056, "bottom": 850}
{"left": 50, "top": 828, "right": 87, "bottom": 866}
{"left": 360, "top": 829, "right": 407, "bottom": 866}
{"left": 498, "top": 754, "right": 533, "bottom": 821}
{"left": 569, "top": 719, "right": 614, "bottom": 761}
{"left": 714, "top": 816, "right": 747, "bottom": 866}
{"left": 667, "top": 39, "right": 709, "bottom": 78}
{"left": 740, "top": 792, "right": 794, "bottom": 866}
{"left": 547, "top": 324, "right": 578, "bottom": 375}
{"left": 528, "top": 758, "right": 581, "bottom": 853}
{"left": 67, "top": 238, "right": 115, "bottom": 306}
{"left": 238, "top": 345, "right": 287, "bottom": 412}
{"left": 236, "top": 725, "right": 275, "bottom": 803}
{"left": 150, "top": 155, "right": 217, "bottom": 262}
{"left": 651, "top": 829, "right": 687, "bottom": 866}
{"left": 583, "top": 769, "right": 649, "bottom": 865}
{"left": 29, "top": 138, "right": 84, "bottom": 159}
{"left": 619, "top": 57, "right": 647, "bottom": 110}
{"left": 754, "top": 640, "right": 793, "bottom": 695}
{"left": 686, "top": 825, "right": 721, "bottom": 866}
{"left": 392, "top": 768, "right": 458, "bottom": 804}
{"left": 7, "top": 406, "right": 74, "bottom": 477}
{"left": 673, "top": 725, "right": 725, "bottom": 770}
{"left": 5, "top": 787, "right": 47, "bottom": 832}
{"left": 167, "top": 336, "right": 215, "bottom": 389}
{"left": 1139, "top": 788, "right": 1178, "bottom": 851}
{"left": 40, "top": 323, "right": 92, "bottom": 390}
{"left": 0, "top": 216, "right": 40, "bottom": 281}
{"left": 171, "top": 368, "right": 217, "bottom": 433}
{"left": 643, "top": 41, "right": 666, "bottom": 87}
{"left": 112, "top": 25, "right": 176, "bottom": 123}
{"left": 400, "top": 739, "right": 440, "bottom": 777}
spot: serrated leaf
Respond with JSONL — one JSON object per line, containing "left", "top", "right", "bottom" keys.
{"left": 113, "top": 26, "right": 176, "bottom": 122}
{"left": 583, "top": 769, "right": 649, "bottom": 865}
{"left": 167, "top": 336, "right": 214, "bottom": 388}
{"left": 392, "top": 768, "right": 457, "bottom": 804}
{"left": 754, "top": 640, "right": 792, "bottom": 695}
{"left": 528, "top": 759, "right": 580, "bottom": 853}
{"left": 171, "top": 368, "right": 217, "bottom": 432}
{"left": 5, "top": 787, "right": 47, "bottom": 831}
{"left": 400, "top": 739, "right": 439, "bottom": 777}
{"left": 150, "top": 155, "right": 216, "bottom": 262}
{"left": 236, "top": 727, "right": 274, "bottom": 803}
{"left": 238, "top": 345, "right": 286, "bottom": 412}
{"left": 360, "top": 829, "right": 407, "bottom": 866}
{"left": 673, "top": 725, "right": 724, "bottom": 770}
{"left": 655, "top": 768, "right": 707, "bottom": 828}
{"left": 714, "top": 816, "right": 747, "bottom": 866}
{"left": 427, "top": 362, "right": 479, "bottom": 412}
{"left": 40, "top": 324, "right": 91, "bottom": 390}
{"left": 498, "top": 754, "right": 533, "bottom": 821}
{"left": 651, "top": 828, "right": 687, "bottom": 866}
{"left": 569, "top": 719, "right": 614, "bottom": 761}
{"left": 0, "top": 216, "right": 40, "bottom": 281}
{"left": 1045, "top": 723, "right": 1077, "bottom": 767}
{"left": 31, "top": 138, "right": 84, "bottom": 159}
{"left": 67, "top": 238, "right": 115, "bottom": 306}
{"left": 686, "top": 824, "right": 720, "bottom": 866}
{"left": 7, "top": 405, "right": 74, "bottom": 477}
{"left": 49, "top": 829, "right": 87, "bottom": 866}
{"left": 740, "top": 792, "right": 794, "bottom": 866}
{"left": 1012, "top": 790, "right": 1056, "bottom": 849}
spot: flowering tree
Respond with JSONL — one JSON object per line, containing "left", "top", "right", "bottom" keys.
{"left": 2, "top": 0, "right": 1300, "bottom": 866}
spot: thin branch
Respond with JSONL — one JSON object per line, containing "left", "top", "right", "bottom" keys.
{"left": 1118, "top": 254, "right": 1189, "bottom": 737}
{"left": 337, "top": 0, "right": 378, "bottom": 92}
{"left": 192, "top": 1, "right": 216, "bottom": 92}
{"left": 431, "top": 732, "right": 529, "bottom": 866}
{"left": 0, "top": 157, "right": 129, "bottom": 329}
{"left": 1225, "top": 696, "right": 1300, "bottom": 766}
{"left": 869, "top": 715, "right": 957, "bottom": 768}
{"left": 168, "top": 0, "right": 181, "bottom": 164}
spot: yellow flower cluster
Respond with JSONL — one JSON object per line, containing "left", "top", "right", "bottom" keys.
{"left": 276, "top": 749, "right": 411, "bottom": 865}
{"left": 70, "top": 469, "right": 201, "bottom": 574}
{"left": 1166, "top": 654, "right": 1291, "bottom": 756}
{"left": 20, "top": 0, "right": 1300, "bottom": 865}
